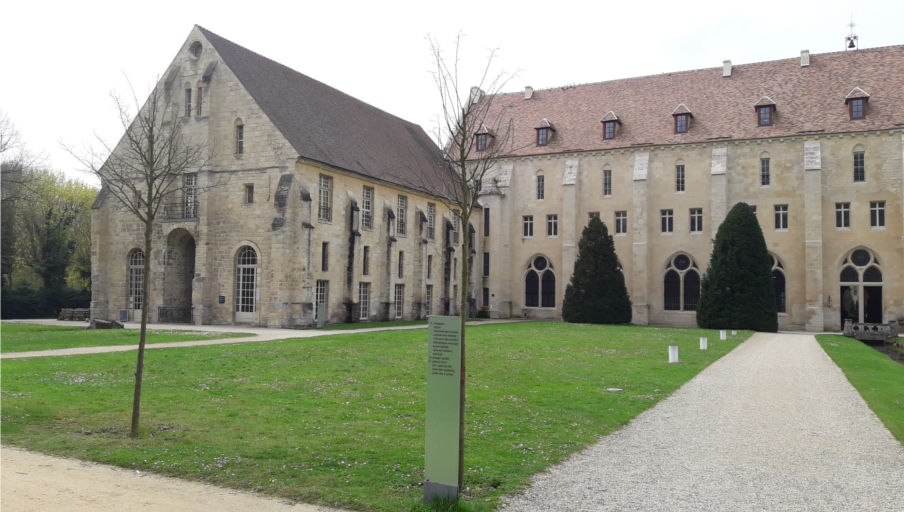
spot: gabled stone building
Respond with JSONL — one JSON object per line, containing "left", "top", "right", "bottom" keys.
{"left": 475, "top": 45, "right": 904, "bottom": 330}
{"left": 93, "top": 27, "right": 903, "bottom": 331}
{"left": 92, "top": 26, "right": 476, "bottom": 327}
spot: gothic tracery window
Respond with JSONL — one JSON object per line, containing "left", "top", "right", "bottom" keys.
{"left": 663, "top": 253, "right": 700, "bottom": 311}
{"left": 525, "top": 255, "right": 556, "bottom": 308}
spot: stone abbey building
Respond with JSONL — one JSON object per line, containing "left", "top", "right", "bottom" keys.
{"left": 91, "top": 26, "right": 904, "bottom": 331}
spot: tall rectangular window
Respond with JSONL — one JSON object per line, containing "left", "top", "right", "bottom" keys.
{"left": 853, "top": 152, "right": 865, "bottom": 182}
{"left": 362, "top": 246, "right": 370, "bottom": 276}
{"left": 321, "top": 242, "right": 329, "bottom": 271}
{"left": 427, "top": 254, "right": 433, "bottom": 279}
{"left": 483, "top": 207, "right": 490, "bottom": 236}
{"left": 425, "top": 285, "right": 433, "bottom": 317}
{"left": 397, "top": 195, "right": 407, "bottom": 235}
{"left": 675, "top": 165, "right": 685, "bottom": 192}
{"left": 615, "top": 211, "right": 627, "bottom": 234}
{"left": 483, "top": 252, "right": 490, "bottom": 277}
{"left": 362, "top": 186, "right": 374, "bottom": 230}
{"left": 398, "top": 251, "right": 404, "bottom": 278}
{"left": 536, "top": 175, "right": 545, "bottom": 200}
{"left": 196, "top": 86, "right": 203, "bottom": 116}
{"left": 603, "top": 169, "right": 612, "bottom": 196}
{"left": 358, "top": 282, "right": 370, "bottom": 320}
{"left": 394, "top": 284, "right": 404, "bottom": 318}
{"left": 546, "top": 214, "right": 558, "bottom": 236}
{"left": 243, "top": 184, "right": 254, "bottom": 204}
{"left": 522, "top": 215, "right": 534, "bottom": 237}
{"left": 835, "top": 202, "right": 850, "bottom": 228}
{"left": 427, "top": 202, "right": 436, "bottom": 239}
{"left": 603, "top": 121, "right": 616, "bottom": 139}
{"left": 315, "top": 280, "right": 328, "bottom": 322}
{"left": 661, "top": 209, "right": 674, "bottom": 233}
{"left": 870, "top": 201, "right": 886, "bottom": 227}
{"left": 318, "top": 175, "right": 332, "bottom": 222}
{"left": 774, "top": 204, "right": 788, "bottom": 230}
{"left": 183, "top": 173, "right": 197, "bottom": 217}
{"left": 185, "top": 89, "right": 192, "bottom": 116}
{"left": 675, "top": 114, "right": 688, "bottom": 133}
{"left": 690, "top": 208, "right": 703, "bottom": 233}
{"left": 761, "top": 158, "right": 771, "bottom": 186}
{"left": 235, "top": 124, "right": 244, "bottom": 154}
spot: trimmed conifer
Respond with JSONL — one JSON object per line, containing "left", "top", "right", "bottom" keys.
{"left": 562, "top": 217, "right": 632, "bottom": 324}
{"left": 697, "top": 202, "right": 777, "bottom": 332}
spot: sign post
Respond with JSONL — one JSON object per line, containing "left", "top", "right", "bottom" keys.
{"left": 424, "top": 316, "right": 461, "bottom": 503}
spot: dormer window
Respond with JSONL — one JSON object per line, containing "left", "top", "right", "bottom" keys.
{"left": 475, "top": 124, "right": 494, "bottom": 152}
{"left": 600, "top": 111, "right": 620, "bottom": 140}
{"left": 476, "top": 133, "right": 489, "bottom": 151}
{"left": 534, "top": 119, "right": 554, "bottom": 146}
{"left": 754, "top": 97, "right": 776, "bottom": 127}
{"left": 845, "top": 87, "right": 870, "bottom": 120}
{"left": 671, "top": 104, "right": 693, "bottom": 134}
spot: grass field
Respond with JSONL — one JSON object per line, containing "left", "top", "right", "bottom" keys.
{"left": 1, "top": 322, "right": 746, "bottom": 511}
{"left": 320, "top": 319, "right": 429, "bottom": 330}
{"left": 0, "top": 323, "right": 249, "bottom": 353}
{"left": 816, "top": 335, "right": 904, "bottom": 443}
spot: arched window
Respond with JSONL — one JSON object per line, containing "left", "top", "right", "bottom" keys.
{"left": 840, "top": 248, "right": 883, "bottom": 323}
{"left": 663, "top": 253, "right": 700, "bottom": 311}
{"left": 525, "top": 255, "right": 555, "bottom": 308}
{"left": 128, "top": 249, "right": 145, "bottom": 310}
{"left": 771, "top": 253, "right": 786, "bottom": 313}
{"left": 235, "top": 246, "right": 257, "bottom": 315}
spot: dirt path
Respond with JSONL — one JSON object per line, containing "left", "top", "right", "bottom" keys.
{"left": 0, "top": 446, "right": 344, "bottom": 512}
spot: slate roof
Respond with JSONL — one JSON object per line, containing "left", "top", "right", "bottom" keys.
{"left": 197, "top": 26, "right": 446, "bottom": 191}
{"left": 477, "top": 45, "right": 904, "bottom": 157}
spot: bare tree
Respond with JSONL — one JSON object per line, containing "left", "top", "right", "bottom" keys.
{"left": 425, "top": 34, "right": 516, "bottom": 496}
{"left": 0, "top": 109, "right": 22, "bottom": 156}
{"left": 70, "top": 84, "right": 207, "bottom": 438}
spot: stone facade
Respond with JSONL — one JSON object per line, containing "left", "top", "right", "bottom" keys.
{"left": 92, "top": 28, "right": 903, "bottom": 331}
{"left": 91, "top": 26, "right": 478, "bottom": 327}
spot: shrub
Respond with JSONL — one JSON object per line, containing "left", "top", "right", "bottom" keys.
{"left": 562, "top": 217, "right": 632, "bottom": 324}
{"left": 697, "top": 202, "right": 777, "bottom": 331}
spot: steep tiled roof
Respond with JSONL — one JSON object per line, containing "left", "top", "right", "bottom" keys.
{"left": 478, "top": 45, "right": 904, "bottom": 157}
{"left": 197, "top": 26, "right": 446, "bottom": 191}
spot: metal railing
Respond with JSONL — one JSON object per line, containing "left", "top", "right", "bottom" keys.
{"left": 162, "top": 202, "right": 199, "bottom": 221}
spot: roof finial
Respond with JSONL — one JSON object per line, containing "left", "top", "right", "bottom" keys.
{"left": 845, "top": 15, "right": 859, "bottom": 51}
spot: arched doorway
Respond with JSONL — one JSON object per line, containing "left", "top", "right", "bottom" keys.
{"left": 839, "top": 248, "right": 882, "bottom": 325}
{"left": 161, "top": 229, "right": 196, "bottom": 323}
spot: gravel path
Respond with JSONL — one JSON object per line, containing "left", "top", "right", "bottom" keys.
{"left": 500, "top": 332, "right": 904, "bottom": 512}
{"left": 0, "top": 446, "right": 343, "bottom": 512}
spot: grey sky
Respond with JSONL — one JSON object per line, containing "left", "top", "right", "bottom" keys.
{"left": 3, "top": 0, "right": 901, "bottom": 187}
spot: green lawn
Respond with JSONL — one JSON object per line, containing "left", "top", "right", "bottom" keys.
{"left": 816, "top": 335, "right": 904, "bottom": 443}
{"left": 0, "top": 323, "right": 250, "bottom": 353}
{"left": 1, "top": 322, "right": 747, "bottom": 511}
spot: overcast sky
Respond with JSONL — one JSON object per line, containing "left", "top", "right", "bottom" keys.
{"left": 3, "top": 0, "right": 902, "bottom": 187}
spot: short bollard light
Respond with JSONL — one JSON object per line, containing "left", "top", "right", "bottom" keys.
{"left": 668, "top": 344, "right": 679, "bottom": 363}
{"left": 720, "top": 330, "right": 727, "bottom": 340}
{"left": 731, "top": 330, "right": 738, "bottom": 335}
{"left": 700, "top": 337, "right": 708, "bottom": 350}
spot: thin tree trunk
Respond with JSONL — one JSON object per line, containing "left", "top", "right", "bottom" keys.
{"left": 130, "top": 220, "right": 152, "bottom": 438}
{"left": 457, "top": 208, "right": 470, "bottom": 490}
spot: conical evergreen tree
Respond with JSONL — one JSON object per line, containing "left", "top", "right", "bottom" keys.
{"left": 562, "top": 217, "right": 632, "bottom": 324}
{"left": 697, "top": 202, "right": 777, "bottom": 331}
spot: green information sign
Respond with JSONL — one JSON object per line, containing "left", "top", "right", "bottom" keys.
{"left": 424, "top": 315, "right": 461, "bottom": 503}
